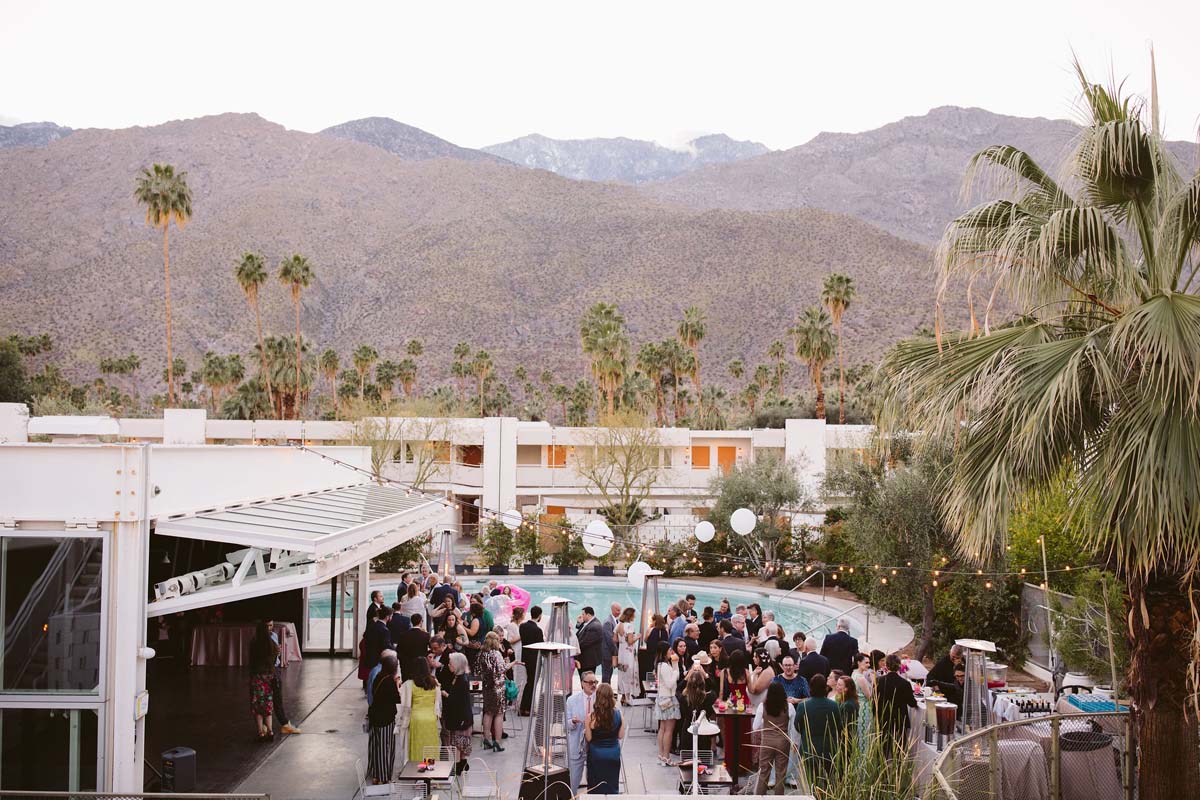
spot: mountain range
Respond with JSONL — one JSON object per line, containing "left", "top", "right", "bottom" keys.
{"left": 3, "top": 106, "right": 1194, "bottom": 394}
{"left": 0, "top": 121, "right": 73, "bottom": 149}
{"left": 0, "top": 113, "right": 937, "bottom": 388}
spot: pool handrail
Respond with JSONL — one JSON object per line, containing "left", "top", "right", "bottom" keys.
{"left": 779, "top": 569, "right": 826, "bottom": 603}
{"left": 803, "top": 603, "right": 867, "bottom": 638}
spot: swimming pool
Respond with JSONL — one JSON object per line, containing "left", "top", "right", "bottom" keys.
{"left": 311, "top": 575, "right": 859, "bottom": 640}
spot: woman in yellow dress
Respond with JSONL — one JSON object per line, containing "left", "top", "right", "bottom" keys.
{"left": 399, "top": 658, "right": 442, "bottom": 761}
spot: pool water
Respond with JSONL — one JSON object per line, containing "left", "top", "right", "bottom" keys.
{"left": 310, "top": 575, "right": 857, "bottom": 640}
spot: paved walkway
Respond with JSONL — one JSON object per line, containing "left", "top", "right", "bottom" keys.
{"left": 235, "top": 666, "right": 702, "bottom": 800}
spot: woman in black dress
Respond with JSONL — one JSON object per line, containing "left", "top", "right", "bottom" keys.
{"left": 441, "top": 652, "right": 474, "bottom": 774}
{"left": 367, "top": 655, "right": 401, "bottom": 784}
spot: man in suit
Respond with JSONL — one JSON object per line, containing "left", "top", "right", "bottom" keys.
{"left": 396, "top": 614, "right": 431, "bottom": 681}
{"left": 564, "top": 671, "right": 600, "bottom": 795}
{"left": 429, "top": 574, "right": 458, "bottom": 609}
{"left": 719, "top": 619, "right": 746, "bottom": 661}
{"left": 601, "top": 602, "right": 620, "bottom": 687}
{"left": 574, "top": 606, "right": 604, "bottom": 679}
{"left": 698, "top": 606, "right": 719, "bottom": 649}
{"left": 387, "top": 601, "right": 411, "bottom": 643}
{"left": 396, "top": 572, "right": 412, "bottom": 602}
{"left": 875, "top": 653, "right": 918, "bottom": 757}
{"left": 668, "top": 602, "right": 688, "bottom": 642}
{"left": 927, "top": 644, "right": 964, "bottom": 694}
{"left": 363, "top": 606, "right": 393, "bottom": 688}
{"left": 519, "top": 605, "right": 545, "bottom": 715}
{"left": 683, "top": 623, "right": 701, "bottom": 659}
{"left": 819, "top": 619, "right": 859, "bottom": 674}
{"left": 366, "top": 589, "right": 387, "bottom": 627}
{"left": 796, "top": 638, "right": 830, "bottom": 683}
{"left": 746, "top": 603, "right": 764, "bottom": 639}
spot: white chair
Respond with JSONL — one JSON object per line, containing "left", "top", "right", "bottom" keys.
{"left": 457, "top": 757, "right": 499, "bottom": 800}
{"left": 391, "top": 782, "right": 429, "bottom": 800}
{"left": 421, "top": 746, "right": 459, "bottom": 800}
{"left": 627, "top": 696, "right": 656, "bottom": 734}
{"left": 355, "top": 758, "right": 394, "bottom": 799}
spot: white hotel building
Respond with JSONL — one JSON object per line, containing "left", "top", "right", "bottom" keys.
{"left": 0, "top": 402, "right": 869, "bottom": 792}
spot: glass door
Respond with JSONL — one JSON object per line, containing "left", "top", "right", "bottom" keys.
{"left": 303, "top": 574, "right": 357, "bottom": 654}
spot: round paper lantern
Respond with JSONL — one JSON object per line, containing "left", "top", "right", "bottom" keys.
{"left": 627, "top": 560, "right": 653, "bottom": 588}
{"left": 694, "top": 520, "right": 716, "bottom": 543}
{"left": 499, "top": 508, "right": 523, "bottom": 531}
{"left": 582, "top": 519, "right": 615, "bottom": 557}
{"left": 730, "top": 507, "right": 757, "bottom": 536}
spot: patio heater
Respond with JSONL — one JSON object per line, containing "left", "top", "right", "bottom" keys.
{"left": 543, "top": 595, "right": 576, "bottom": 682}
{"left": 637, "top": 569, "right": 663, "bottom": 689}
{"left": 520, "top": 641, "right": 576, "bottom": 800}
{"left": 955, "top": 638, "right": 997, "bottom": 731}
{"left": 687, "top": 712, "right": 721, "bottom": 795}
{"left": 435, "top": 527, "right": 454, "bottom": 578}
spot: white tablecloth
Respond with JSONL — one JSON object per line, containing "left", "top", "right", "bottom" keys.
{"left": 190, "top": 621, "right": 302, "bottom": 666}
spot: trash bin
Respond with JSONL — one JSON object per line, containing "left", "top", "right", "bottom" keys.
{"left": 161, "top": 746, "right": 196, "bottom": 792}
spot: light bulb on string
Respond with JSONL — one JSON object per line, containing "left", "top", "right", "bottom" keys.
{"left": 985, "top": 580, "right": 993, "bottom": 589}
{"left": 880, "top": 577, "right": 888, "bottom": 585}
{"left": 932, "top": 579, "right": 939, "bottom": 587}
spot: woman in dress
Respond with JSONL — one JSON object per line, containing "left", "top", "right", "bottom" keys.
{"left": 751, "top": 682, "right": 795, "bottom": 795}
{"left": 720, "top": 648, "right": 750, "bottom": 707}
{"left": 835, "top": 674, "right": 861, "bottom": 748}
{"left": 586, "top": 683, "right": 625, "bottom": 794}
{"left": 464, "top": 601, "right": 488, "bottom": 673}
{"left": 615, "top": 607, "right": 639, "bottom": 704}
{"left": 748, "top": 643, "right": 779, "bottom": 707}
{"left": 248, "top": 620, "right": 278, "bottom": 741}
{"left": 399, "top": 657, "right": 442, "bottom": 763}
{"left": 707, "top": 639, "right": 725, "bottom": 676}
{"left": 851, "top": 652, "right": 875, "bottom": 738}
{"left": 367, "top": 655, "right": 401, "bottom": 783}
{"left": 653, "top": 641, "right": 681, "bottom": 765}
{"left": 478, "top": 631, "right": 510, "bottom": 752}
{"left": 440, "top": 652, "right": 473, "bottom": 775}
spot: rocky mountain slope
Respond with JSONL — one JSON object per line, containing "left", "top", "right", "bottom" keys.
{"left": 0, "top": 121, "right": 73, "bottom": 148}
{"left": 482, "top": 132, "right": 769, "bottom": 183}
{"left": 641, "top": 106, "right": 1199, "bottom": 244}
{"left": 0, "top": 113, "right": 940, "bottom": 390}
{"left": 318, "top": 117, "right": 506, "bottom": 163}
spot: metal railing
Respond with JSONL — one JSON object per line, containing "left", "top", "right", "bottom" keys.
{"left": 0, "top": 794, "right": 269, "bottom": 800}
{"left": 802, "top": 603, "right": 867, "bottom": 639}
{"left": 926, "top": 710, "right": 1132, "bottom": 800}
{"left": 779, "top": 569, "right": 828, "bottom": 603}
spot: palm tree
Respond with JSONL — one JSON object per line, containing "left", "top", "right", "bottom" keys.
{"left": 727, "top": 358, "right": 745, "bottom": 381}
{"left": 677, "top": 306, "right": 707, "bottom": 392}
{"left": 319, "top": 349, "right": 340, "bottom": 419}
{"left": 406, "top": 339, "right": 424, "bottom": 358}
{"left": 134, "top": 163, "right": 193, "bottom": 407}
{"left": 821, "top": 273, "right": 857, "bottom": 424}
{"left": 396, "top": 358, "right": 417, "bottom": 399}
{"left": 233, "top": 253, "right": 272, "bottom": 405}
{"left": 637, "top": 342, "right": 668, "bottom": 426}
{"left": 766, "top": 340, "right": 788, "bottom": 392}
{"left": 277, "top": 254, "right": 314, "bottom": 418}
{"left": 453, "top": 342, "right": 471, "bottom": 402}
{"left": 580, "top": 303, "right": 629, "bottom": 417}
{"left": 790, "top": 307, "right": 834, "bottom": 420}
{"left": 878, "top": 61, "right": 1200, "bottom": 800}
{"left": 470, "top": 350, "right": 494, "bottom": 416}
{"left": 352, "top": 345, "right": 378, "bottom": 399}
{"left": 742, "top": 381, "right": 761, "bottom": 419}
{"left": 375, "top": 360, "right": 401, "bottom": 404}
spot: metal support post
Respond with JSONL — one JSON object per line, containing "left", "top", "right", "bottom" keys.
{"left": 1123, "top": 715, "right": 1135, "bottom": 800}
{"left": 1049, "top": 715, "right": 1061, "bottom": 800}
{"left": 988, "top": 729, "right": 1000, "bottom": 800}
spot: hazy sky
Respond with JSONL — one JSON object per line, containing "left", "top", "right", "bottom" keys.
{"left": 2, "top": 1, "right": 1198, "bottom": 150}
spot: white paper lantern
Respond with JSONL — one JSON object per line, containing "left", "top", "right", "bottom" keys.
{"left": 695, "top": 520, "right": 716, "bottom": 543}
{"left": 627, "top": 560, "right": 653, "bottom": 588}
{"left": 499, "top": 508, "right": 523, "bottom": 531}
{"left": 582, "top": 519, "right": 614, "bottom": 557}
{"left": 730, "top": 507, "right": 757, "bottom": 536}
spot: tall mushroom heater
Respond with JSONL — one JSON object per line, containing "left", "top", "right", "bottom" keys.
{"left": 637, "top": 568, "right": 663, "bottom": 689}
{"left": 435, "top": 527, "right": 454, "bottom": 579}
{"left": 520, "top": 642, "right": 576, "bottom": 800}
{"left": 955, "top": 638, "right": 997, "bottom": 732}
{"left": 543, "top": 595, "right": 575, "bottom": 683}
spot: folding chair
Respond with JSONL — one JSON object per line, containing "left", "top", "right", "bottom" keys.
{"left": 354, "top": 757, "right": 393, "bottom": 799}
{"left": 457, "top": 757, "right": 499, "bottom": 800}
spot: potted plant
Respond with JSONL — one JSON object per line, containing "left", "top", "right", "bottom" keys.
{"left": 550, "top": 525, "right": 587, "bottom": 576}
{"left": 455, "top": 562, "right": 475, "bottom": 575}
{"left": 478, "top": 518, "right": 515, "bottom": 575}
{"left": 515, "top": 517, "right": 545, "bottom": 575}
{"left": 594, "top": 547, "right": 616, "bottom": 577}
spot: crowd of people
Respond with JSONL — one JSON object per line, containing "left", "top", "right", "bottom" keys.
{"left": 565, "top": 594, "right": 951, "bottom": 795}
{"left": 249, "top": 566, "right": 957, "bottom": 793}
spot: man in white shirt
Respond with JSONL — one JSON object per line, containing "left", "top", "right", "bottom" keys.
{"left": 565, "top": 671, "right": 600, "bottom": 795}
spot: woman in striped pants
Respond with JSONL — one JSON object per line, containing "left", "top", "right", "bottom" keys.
{"left": 367, "top": 655, "right": 401, "bottom": 783}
